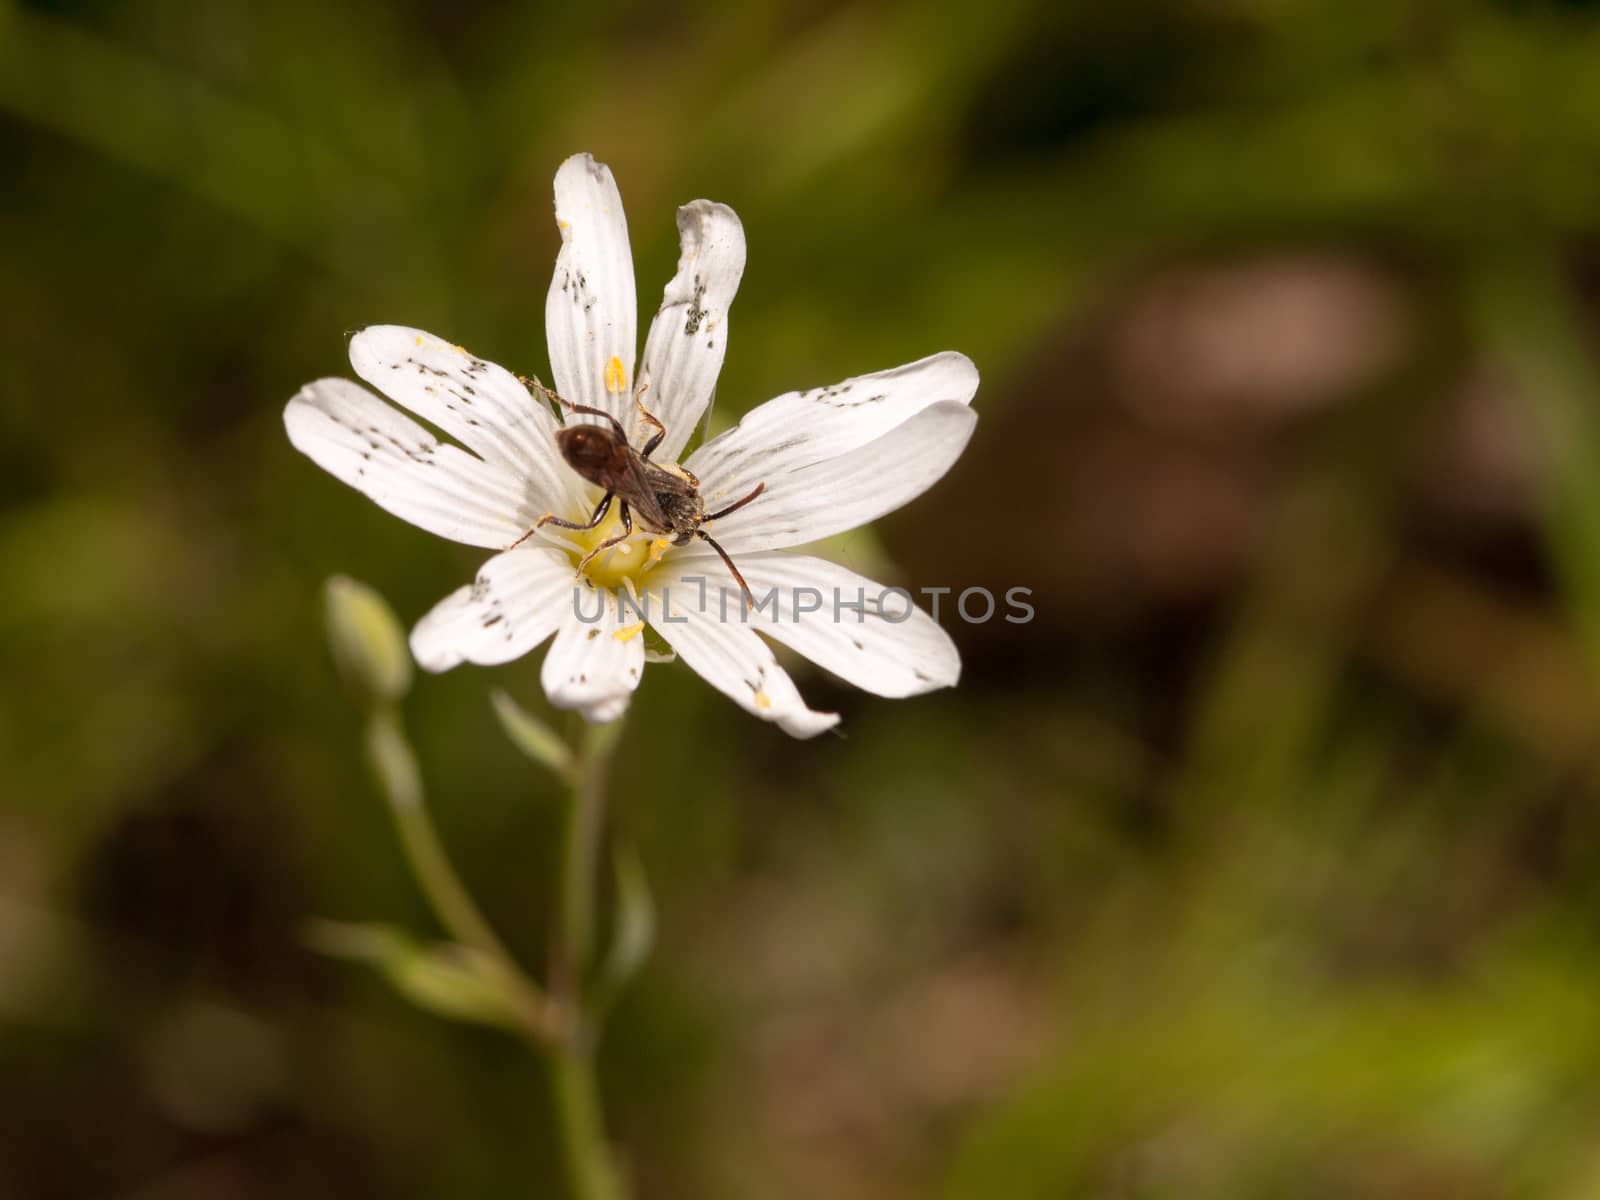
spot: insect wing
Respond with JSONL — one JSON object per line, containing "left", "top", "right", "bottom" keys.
{"left": 613, "top": 453, "right": 676, "bottom": 530}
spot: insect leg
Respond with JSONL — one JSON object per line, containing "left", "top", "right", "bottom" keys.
{"left": 703, "top": 481, "right": 765, "bottom": 523}
{"left": 521, "top": 374, "right": 632, "bottom": 440}
{"left": 695, "top": 529, "right": 755, "bottom": 606}
{"left": 576, "top": 502, "right": 634, "bottom": 572}
{"left": 562, "top": 402, "right": 630, "bottom": 441}
{"left": 506, "top": 491, "right": 614, "bottom": 551}
{"left": 635, "top": 390, "right": 668, "bottom": 460}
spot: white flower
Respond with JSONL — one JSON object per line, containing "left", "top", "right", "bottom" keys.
{"left": 284, "top": 153, "right": 978, "bottom": 737}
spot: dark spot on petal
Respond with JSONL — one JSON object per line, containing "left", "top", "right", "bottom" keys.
{"left": 685, "top": 276, "right": 708, "bottom": 334}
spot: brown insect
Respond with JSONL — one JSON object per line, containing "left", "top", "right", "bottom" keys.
{"left": 516, "top": 379, "right": 764, "bottom": 602}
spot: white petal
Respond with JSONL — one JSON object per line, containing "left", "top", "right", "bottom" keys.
{"left": 634, "top": 200, "right": 746, "bottom": 461}
{"left": 545, "top": 154, "right": 637, "bottom": 420}
{"left": 643, "top": 583, "right": 839, "bottom": 738}
{"left": 662, "top": 553, "right": 959, "bottom": 697}
{"left": 582, "top": 695, "right": 631, "bottom": 724}
{"left": 540, "top": 589, "right": 647, "bottom": 718}
{"left": 409, "top": 545, "right": 576, "bottom": 671}
{"left": 349, "top": 325, "right": 579, "bottom": 511}
{"left": 694, "top": 400, "right": 977, "bottom": 554}
{"left": 685, "top": 351, "right": 977, "bottom": 498}
{"left": 284, "top": 378, "right": 533, "bottom": 549}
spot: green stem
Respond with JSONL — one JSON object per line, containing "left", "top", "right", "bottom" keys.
{"left": 549, "top": 1041, "right": 623, "bottom": 1200}
{"left": 366, "top": 707, "right": 556, "bottom": 1045}
{"left": 547, "top": 715, "right": 628, "bottom": 1200}
{"left": 553, "top": 718, "right": 623, "bottom": 999}
{"left": 367, "top": 703, "right": 628, "bottom": 1198}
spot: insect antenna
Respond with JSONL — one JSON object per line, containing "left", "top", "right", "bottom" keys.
{"left": 696, "top": 530, "right": 755, "bottom": 607}
{"left": 704, "top": 481, "right": 765, "bottom": 523}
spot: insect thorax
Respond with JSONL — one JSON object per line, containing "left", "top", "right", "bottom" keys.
{"left": 652, "top": 489, "right": 704, "bottom": 540}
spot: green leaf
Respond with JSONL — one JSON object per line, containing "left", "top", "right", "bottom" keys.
{"left": 304, "top": 919, "right": 522, "bottom": 1030}
{"left": 491, "top": 689, "right": 577, "bottom": 781}
{"left": 592, "top": 846, "right": 655, "bottom": 1018}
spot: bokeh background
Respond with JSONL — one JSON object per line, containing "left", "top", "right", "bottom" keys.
{"left": 9, "top": 0, "right": 1600, "bottom": 1195}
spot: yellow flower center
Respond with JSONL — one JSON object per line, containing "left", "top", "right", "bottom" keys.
{"left": 550, "top": 502, "right": 674, "bottom": 593}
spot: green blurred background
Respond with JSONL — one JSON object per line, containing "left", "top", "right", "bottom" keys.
{"left": 9, "top": 0, "right": 1600, "bottom": 1195}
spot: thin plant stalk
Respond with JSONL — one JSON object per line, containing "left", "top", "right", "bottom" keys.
{"left": 364, "top": 697, "right": 629, "bottom": 1199}
{"left": 547, "top": 716, "right": 628, "bottom": 1200}
{"left": 366, "top": 707, "right": 558, "bottom": 1045}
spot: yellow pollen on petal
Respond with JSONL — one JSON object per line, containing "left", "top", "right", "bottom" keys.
{"left": 604, "top": 355, "right": 627, "bottom": 394}
{"left": 613, "top": 621, "right": 646, "bottom": 643}
{"left": 753, "top": 691, "right": 772, "bottom": 710}
{"left": 646, "top": 537, "right": 672, "bottom": 566}
{"left": 414, "top": 335, "right": 424, "bottom": 346}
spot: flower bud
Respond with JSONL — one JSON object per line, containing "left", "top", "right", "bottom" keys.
{"left": 324, "top": 575, "right": 412, "bottom": 705}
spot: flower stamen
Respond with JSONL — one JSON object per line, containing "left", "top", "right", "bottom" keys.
{"left": 549, "top": 502, "right": 669, "bottom": 593}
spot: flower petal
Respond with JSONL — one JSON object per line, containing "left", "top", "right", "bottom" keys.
{"left": 663, "top": 553, "right": 959, "bottom": 697}
{"left": 348, "top": 325, "right": 579, "bottom": 512}
{"left": 693, "top": 399, "right": 977, "bottom": 554}
{"left": 634, "top": 200, "right": 746, "bottom": 461}
{"left": 284, "top": 378, "right": 534, "bottom": 548}
{"left": 409, "top": 545, "right": 575, "bottom": 671}
{"left": 545, "top": 153, "right": 637, "bottom": 419}
{"left": 540, "top": 588, "right": 647, "bottom": 721}
{"left": 643, "top": 582, "right": 839, "bottom": 738}
{"left": 583, "top": 695, "right": 631, "bottom": 724}
{"left": 685, "top": 351, "right": 977, "bottom": 497}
